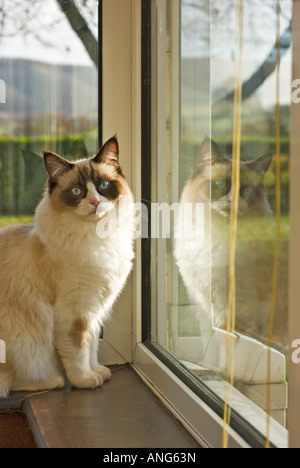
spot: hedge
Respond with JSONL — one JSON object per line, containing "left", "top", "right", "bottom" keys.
{"left": 0, "top": 134, "right": 290, "bottom": 215}
{"left": 0, "top": 133, "right": 97, "bottom": 214}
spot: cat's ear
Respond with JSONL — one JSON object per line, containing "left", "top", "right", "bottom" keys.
{"left": 247, "top": 153, "right": 273, "bottom": 174}
{"left": 197, "top": 137, "right": 221, "bottom": 167}
{"left": 43, "top": 152, "right": 74, "bottom": 178}
{"left": 93, "top": 136, "right": 119, "bottom": 166}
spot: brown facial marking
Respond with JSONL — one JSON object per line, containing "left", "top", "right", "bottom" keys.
{"left": 60, "top": 160, "right": 126, "bottom": 203}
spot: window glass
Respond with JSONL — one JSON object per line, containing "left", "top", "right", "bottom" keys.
{"left": 148, "top": 0, "right": 291, "bottom": 445}
{"left": 0, "top": 0, "right": 99, "bottom": 221}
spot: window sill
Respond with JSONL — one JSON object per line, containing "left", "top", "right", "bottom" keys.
{"left": 133, "top": 343, "right": 288, "bottom": 448}
{"left": 0, "top": 364, "right": 200, "bottom": 449}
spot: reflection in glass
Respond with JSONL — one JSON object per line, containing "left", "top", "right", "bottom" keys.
{"left": 175, "top": 0, "right": 291, "bottom": 349}
{"left": 174, "top": 137, "right": 275, "bottom": 333}
{"left": 150, "top": 0, "right": 291, "bottom": 436}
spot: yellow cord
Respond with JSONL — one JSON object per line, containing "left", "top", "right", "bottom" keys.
{"left": 222, "top": 0, "right": 281, "bottom": 449}
{"left": 265, "top": 0, "right": 282, "bottom": 449}
{"left": 222, "top": 0, "right": 244, "bottom": 448}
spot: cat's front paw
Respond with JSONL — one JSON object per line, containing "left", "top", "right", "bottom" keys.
{"left": 68, "top": 370, "right": 104, "bottom": 389}
{"left": 92, "top": 364, "right": 111, "bottom": 382}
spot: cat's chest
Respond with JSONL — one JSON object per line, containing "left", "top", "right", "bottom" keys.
{"left": 58, "top": 239, "right": 133, "bottom": 306}
{"left": 67, "top": 236, "right": 133, "bottom": 271}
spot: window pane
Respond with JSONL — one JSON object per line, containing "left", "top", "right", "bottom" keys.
{"left": 0, "top": 0, "right": 99, "bottom": 220}
{"left": 148, "top": 0, "right": 291, "bottom": 445}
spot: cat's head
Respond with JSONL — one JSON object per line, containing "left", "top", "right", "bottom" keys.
{"left": 43, "top": 136, "right": 132, "bottom": 221}
{"left": 188, "top": 138, "right": 273, "bottom": 217}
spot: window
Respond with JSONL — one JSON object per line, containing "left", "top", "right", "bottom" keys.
{"left": 139, "top": 0, "right": 292, "bottom": 447}
{"left": 0, "top": 0, "right": 100, "bottom": 220}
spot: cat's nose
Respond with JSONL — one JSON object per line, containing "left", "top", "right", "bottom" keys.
{"left": 91, "top": 198, "right": 100, "bottom": 208}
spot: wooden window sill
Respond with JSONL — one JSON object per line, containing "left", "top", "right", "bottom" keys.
{"left": 0, "top": 364, "right": 201, "bottom": 449}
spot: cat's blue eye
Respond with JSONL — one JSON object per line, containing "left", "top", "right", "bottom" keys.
{"left": 72, "top": 187, "right": 82, "bottom": 196}
{"left": 215, "top": 181, "right": 225, "bottom": 190}
{"left": 243, "top": 187, "right": 252, "bottom": 197}
{"left": 100, "top": 181, "right": 109, "bottom": 190}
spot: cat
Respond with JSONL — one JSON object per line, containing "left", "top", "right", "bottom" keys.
{"left": 0, "top": 136, "right": 135, "bottom": 397}
{"left": 174, "top": 137, "right": 273, "bottom": 330}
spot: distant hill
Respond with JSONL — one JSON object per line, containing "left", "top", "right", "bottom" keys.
{"left": 0, "top": 58, "right": 98, "bottom": 134}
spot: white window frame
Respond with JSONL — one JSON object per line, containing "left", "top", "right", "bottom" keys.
{"left": 100, "top": 0, "right": 298, "bottom": 448}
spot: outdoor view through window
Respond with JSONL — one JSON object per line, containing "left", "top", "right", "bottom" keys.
{"left": 0, "top": 0, "right": 99, "bottom": 218}
{"left": 149, "top": 0, "right": 291, "bottom": 443}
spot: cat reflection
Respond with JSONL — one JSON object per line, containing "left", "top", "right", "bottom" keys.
{"left": 174, "top": 138, "right": 273, "bottom": 333}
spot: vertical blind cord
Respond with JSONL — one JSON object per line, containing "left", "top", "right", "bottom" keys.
{"left": 265, "top": 0, "right": 282, "bottom": 449}
{"left": 222, "top": 0, "right": 244, "bottom": 449}
{"left": 222, "top": 0, "right": 282, "bottom": 449}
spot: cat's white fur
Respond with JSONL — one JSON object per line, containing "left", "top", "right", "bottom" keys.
{"left": 0, "top": 138, "right": 134, "bottom": 397}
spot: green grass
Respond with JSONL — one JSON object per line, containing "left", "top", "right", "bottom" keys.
{"left": 0, "top": 215, "right": 34, "bottom": 228}
{"left": 178, "top": 214, "right": 290, "bottom": 353}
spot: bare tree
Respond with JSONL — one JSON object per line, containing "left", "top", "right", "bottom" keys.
{"left": 182, "top": 0, "right": 292, "bottom": 102}
{"left": 221, "top": 22, "right": 291, "bottom": 103}
{"left": 0, "top": 0, "right": 98, "bottom": 67}
{"left": 56, "top": 0, "right": 98, "bottom": 68}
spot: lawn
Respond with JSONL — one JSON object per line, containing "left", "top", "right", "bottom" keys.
{"left": 0, "top": 215, "right": 34, "bottom": 228}
{"left": 178, "top": 214, "right": 290, "bottom": 354}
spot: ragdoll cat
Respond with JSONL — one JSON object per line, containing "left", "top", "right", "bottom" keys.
{"left": 0, "top": 136, "right": 134, "bottom": 397}
{"left": 174, "top": 138, "right": 273, "bottom": 330}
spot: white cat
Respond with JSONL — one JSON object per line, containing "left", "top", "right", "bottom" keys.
{"left": 0, "top": 136, "right": 135, "bottom": 397}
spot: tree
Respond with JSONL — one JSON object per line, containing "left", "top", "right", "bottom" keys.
{"left": 56, "top": 0, "right": 98, "bottom": 68}
{"left": 221, "top": 23, "right": 291, "bottom": 103}
{"left": 0, "top": 0, "right": 98, "bottom": 67}
{"left": 182, "top": 0, "right": 292, "bottom": 102}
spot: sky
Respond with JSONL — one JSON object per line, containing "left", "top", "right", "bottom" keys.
{"left": 0, "top": 0, "right": 98, "bottom": 67}
{"left": 181, "top": 0, "right": 292, "bottom": 60}
{"left": 0, "top": 0, "right": 292, "bottom": 107}
{"left": 181, "top": 0, "right": 292, "bottom": 107}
